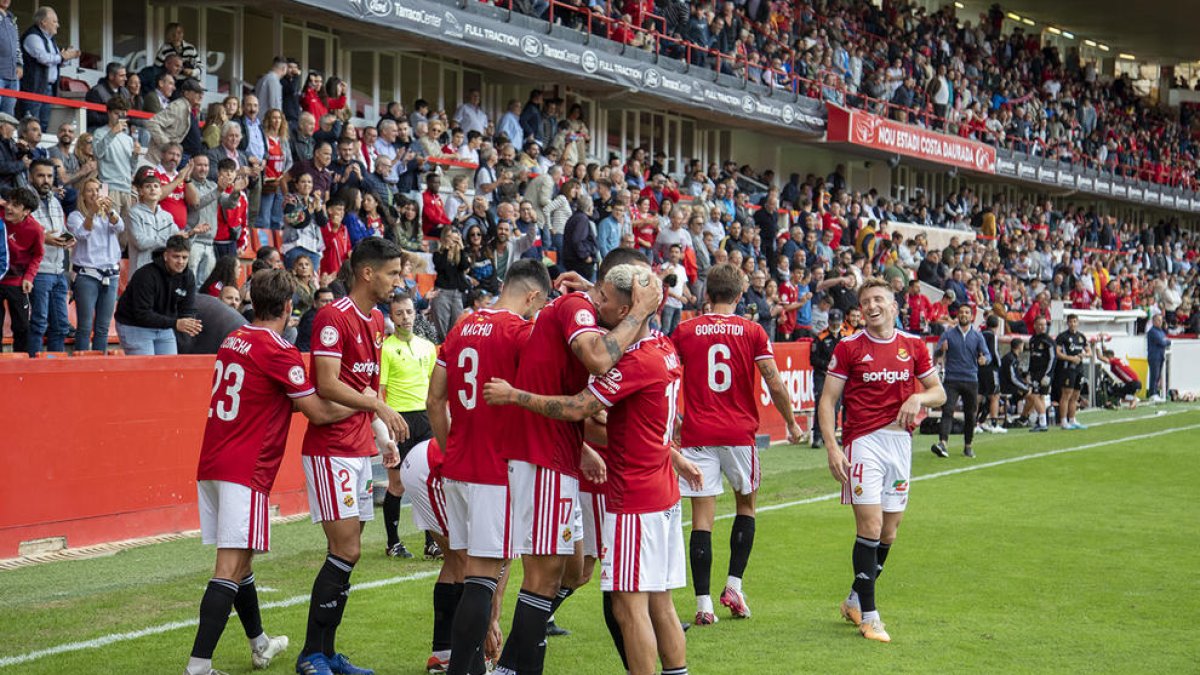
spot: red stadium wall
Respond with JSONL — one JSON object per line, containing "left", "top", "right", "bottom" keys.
{"left": 0, "top": 345, "right": 817, "bottom": 559}
{"left": 0, "top": 356, "right": 310, "bottom": 559}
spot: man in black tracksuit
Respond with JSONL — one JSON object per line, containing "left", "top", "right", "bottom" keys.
{"left": 1025, "top": 316, "right": 1056, "bottom": 432}
{"left": 810, "top": 308, "right": 844, "bottom": 448}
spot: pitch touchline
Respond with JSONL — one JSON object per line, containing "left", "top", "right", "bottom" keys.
{"left": 2, "top": 420, "right": 1196, "bottom": 668}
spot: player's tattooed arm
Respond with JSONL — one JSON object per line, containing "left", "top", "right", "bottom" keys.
{"left": 483, "top": 378, "right": 606, "bottom": 421}
{"left": 572, "top": 273, "right": 662, "bottom": 375}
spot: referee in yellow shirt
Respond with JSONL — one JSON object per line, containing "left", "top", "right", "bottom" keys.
{"left": 380, "top": 291, "right": 439, "bottom": 559}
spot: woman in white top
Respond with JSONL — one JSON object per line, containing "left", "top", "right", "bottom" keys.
{"left": 66, "top": 178, "right": 125, "bottom": 352}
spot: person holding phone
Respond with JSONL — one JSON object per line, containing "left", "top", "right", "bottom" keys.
{"left": 92, "top": 98, "right": 138, "bottom": 221}
{"left": 26, "top": 158, "right": 72, "bottom": 355}
{"left": 67, "top": 178, "right": 125, "bottom": 353}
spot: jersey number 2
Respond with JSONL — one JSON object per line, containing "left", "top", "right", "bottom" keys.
{"left": 208, "top": 361, "right": 245, "bottom": 421}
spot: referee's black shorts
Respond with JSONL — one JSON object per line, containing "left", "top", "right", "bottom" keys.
{"left": 395, "top": 410, "right": 432, "bottom": 461}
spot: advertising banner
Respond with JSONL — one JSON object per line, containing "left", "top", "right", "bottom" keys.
{"left": 825, "top": 105, "right": 995, "bottom": 173}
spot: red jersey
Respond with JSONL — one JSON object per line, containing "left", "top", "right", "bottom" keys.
{"left": 216, "top": 187, "right": 248, "bottom": 246}
{"left": 426, "top": 437, "right": 446, "bottom": 479}
{"left": 1069, "top": 288, "right": 1094, "bottom": 310}
{"left": 777, "top": 282, "right": 799, "bottom": 335}
{"left": 154, "top": 166, "right": 188, "bottom": 229}
{"left": 672, "top": 314, "right": 774, "bottom": 448}
{"left": 587, "top": 333, "right": 683, "bottom": 514}
{"left": 1109, "top": 357, "right": 1139, "bottom": 384}
{"left": 438, "top": 308, "right": 534, "bottom": 485}
{"left": 264, "top": 136, "right": 285, "bottom": 181}
{"left": 197, "top": 325, "right": 316, "bottom": 493}
{"left": 827, "top": 330, "right": 935, "bottom": 445}
{"left": 301, "top": 297, "right": 387, "bottom": 458}
{"left": 320, "top": 222, "right": 352, "bottom": 276}
{"left": 505, "top": 292, "right": 604, "bottom": 476}
{"left": 906, "top": 293, "right": 931, "bottom": 333}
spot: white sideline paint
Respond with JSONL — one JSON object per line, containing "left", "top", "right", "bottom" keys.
{"left": 1, "top": 418, "right": 1196, "bottom": 669}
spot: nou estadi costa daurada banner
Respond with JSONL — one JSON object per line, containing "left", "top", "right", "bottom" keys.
{"left": 826, "top": 103, "right": 997, "bottom": 174}
{"left": 296, "top": 0, "right": 826, "bottom": 135}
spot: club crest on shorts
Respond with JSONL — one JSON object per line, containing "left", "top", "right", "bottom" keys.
{"left": 854, "top": 485, "right": 863, "bottom": 496}
{"left": 288, "top": 366, "right": 306, "bottom": 385}
{"left": 343, "top": 494, "right": 355, "bottom": 507}
{"left": 320, "top": 325, "right": 339, "bottom": 347}
{"left": 561, "top": 527, "right": 572, "bottom": 543}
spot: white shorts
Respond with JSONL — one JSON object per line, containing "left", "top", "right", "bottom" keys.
{"left": 508, "top": 461, "right": 581, "bottom": 556}
{"left": 303, "top": 455, "right": 375, "bottom": 523}
{"left": 678, "top": 445, "right": 760, "bottom": 497}
{"left": 600, "top": 501, "right": 686, "bottom": 593}
{"left": 400, "top": 443, "right": 448, "bottom": 537}
{"left": 842, "top": 428, "right": 912, "bottom": 513}
{"left": 580, "top": 490, "right": 607, "bottom": 559}
{"left": 443, "top": 479, "right": 516, "bottom": 558}
{"left": 198, "top": 480, "right": 271, "bottom": 552}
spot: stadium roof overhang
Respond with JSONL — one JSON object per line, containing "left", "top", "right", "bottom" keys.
{"left": 998, "top": 0, "right": 1200, "bottom": 64}
{"left": 266, "top": 0, "right": 827, "bottom": 141}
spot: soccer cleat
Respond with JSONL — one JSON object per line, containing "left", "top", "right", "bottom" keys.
{"left": 1029, "top": 425, "right": 1048, "bottom": 433}
{"left": 328, "top": 653, "right": 375, "bottom": 675}
{"left": 839, "top": 599, "right": 862, "bottom": 626}
{"left": 992, "top": 424, "right": 1008, "bottom": 434}
{"left": 930, "top": 442, "right": 949, "bottom": 458}
{"left": 859, "top": 618, "right": 891, "bottom": 643}
{"left": 424, "top": 539, "right": 443, "bottom": 560}
{"left": 963, "top": 447, "right": 975, "bottom": 458}
{"left": 386, "top": 542, "right": 414, "bottom": 559}
{"left": 425, "top": 654, "right": 449, "bottom": 674}
{"left": 693, "top": 611, "right": 719, "bottom": 626}
{"left": 252, "top": 634, "right": 289, "bottom": 669}
{"left": 1072, "top": 422, "right": 1088, "bottom": 430}
{"left": 719, "top": 586, "right": 751, "bottom": 619}
{"left": 545, "top": 617, "right": 571, "bottom": 637}
{"left": 977, "top": 422, "right": 993, "bottom": 433}
{"left": 295, "top": 653, "right": 334, "bottom": 675}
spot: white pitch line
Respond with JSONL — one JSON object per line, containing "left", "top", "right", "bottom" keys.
{"left": 2, "top": 418, "right": 1197, "bottom": 669}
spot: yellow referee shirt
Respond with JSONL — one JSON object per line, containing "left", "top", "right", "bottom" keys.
{"left": 379, "top": 333, "right": 438, "bottom": 413}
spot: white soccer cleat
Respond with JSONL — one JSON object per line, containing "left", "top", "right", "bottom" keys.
{"left": 251, "top": 634, "right": 289, "bottom": 669}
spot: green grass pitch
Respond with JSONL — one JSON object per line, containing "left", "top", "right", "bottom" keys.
{"left": 2, "top": 404, "right": 1198, "bottom": 673}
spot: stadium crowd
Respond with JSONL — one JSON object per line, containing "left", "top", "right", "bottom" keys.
{"left": 516, "top": 0, "right": 1200, "bottom": 190}
{"left": 0, "top": 3, "right": 1196, "bottom": 365}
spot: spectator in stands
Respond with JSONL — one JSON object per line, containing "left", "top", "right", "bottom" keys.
{"left": 452, "top": 89, "right": 487, "bottom": 135}
{"left": 290, "top": 111, "right": 316, "bottom": 162}
{"left": 48, "top": 122, "right": 85, "bottom": 190}
{"left": 0, "top": 186, "right": 40, "bottom": 352}
{"left": 114, "top": 234, "right": 200, "bottom": 355}
{"left": 295, "top": 285, "right": 334, "bottom": 352}
{"left": 280, "top": 58, "right": 302, "bottom": 127}
{"left": 597, "top": 201, "right": 623, "bottom": 260}
{"left": 496, "top": 99, "right": 522, "bottom": 149}
{"left": 0, "top": 0, "right": 19, "bottom": 117}
{"left": 561, "top": 188, "right": 596, "bottom": 281}
{"left": 143, "top": 70, "right": 176, "bottom": 117}
{"left": 92, "top": 98, "right": 137, "bottom": 217}
{"left": 0, "top": 110, "right": 26, "bottom": 191}
{"left": 66, "top": 177, "right": 123, "bottom": 353}
{"left": 318, "top": 196, "right": 351, "bottom": 276}
{"left": 207, "top": 121, "right": 252, "bottom": 182}
{"left": 17, "top": 6, "right": 78, "bottom": 131}
{"left": 255, "top": 57, "right": 287, "bottom": 116}
{"left": 257, "top": 108, "right": 291, "bottom": 231}
{"left": 330, "top": 136, "right": 366, "bottom": 195}
{"left": 234, "top": 94, "right": 266, "bottom": 220}
{"left": 26, "top": 158, "right": 70, "bottom": 354}
{"left": 84, "top": 62, "right": 130, "bottom": 131}
{"left": 154, "top": 23, "right": 199, "bottom": 81}
{"left": 183, "top": 154, "right": 222, "bottom": 282}
{"left": 152, "top": 143, "right": 190, "bottom": 230}
{"left": 128, "top": 167, "right": 181, "bottom": 271}
{"left": 289, "top": 139, "right": 334, "bottom": 202}
{"left": 1146, "top": 314, "right": 1170, "bottom": 401}
{"left": 145, "top": 77, "right": 205, "bottom": 164}
{"left": 212, "top": 159, "right": 248, "bottom": 259}
{"left": 420, "top": 171, "right": 449, "bottom": 236}
{"left": 431, "top": 226, "right": 469, "bottom": 337}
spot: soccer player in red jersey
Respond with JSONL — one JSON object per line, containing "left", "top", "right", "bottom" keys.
{"left": 485, "top": 249, "right": 661, "bottom": 675}
{"left": 186, "top": 270, "right": 356, "bottom": 675}
{"left": 671, "top": 263, "right": 804, "bottom": 625}
{"left": 818, "top": 278, "right": 945, "bottom": 643}
{"left": 485, "top": 263, "right": 703, "bottom": 675}
{"left": 296, "top": 238, "right": 409, "bottom": 675}
{"left": 426, "top": 259, "right": 551, "bottom": 675}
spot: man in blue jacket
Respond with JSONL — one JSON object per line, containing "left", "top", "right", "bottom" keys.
{"left": 932, "top": 304, "right": 991, "bottom": 458}
{"left": 1147, "top": 314, "right": 1170, "bottom": 401}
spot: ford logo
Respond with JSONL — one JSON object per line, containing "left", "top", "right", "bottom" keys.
{"left": 581, "top": 50, "right": 599, "bottom": 74}
{"left": 521, "top": 35, "right": 542, "bottom": 58}
{"left": 644, "top": 68, "right": 660, "bottom": 88}
{"left": 363, "top": 0, "right": 392, "bottom": 17}
{"left": 782, "top": 105, "right": 795, "bottom": 124}
{"left": 741, "top": 95, "right": 755, "bottom": 114}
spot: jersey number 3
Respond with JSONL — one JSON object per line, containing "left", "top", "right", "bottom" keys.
{"left": 209, "top": 360, "right": 245, "bottom": 421}
{"left": 457, "top": 347, "right": 479, "bottom": 410}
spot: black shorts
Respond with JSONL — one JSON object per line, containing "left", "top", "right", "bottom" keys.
{"left": 1030, "top": 373, "right": 1052, "bottom": 396}
{"left": 979, "top": 367, "right": 999, "bottom": 396}
{"left": 1058, "top": 367, "right": 1082, "bottom": 391}
{"left": 395, "top": 410, "right": 432, "bottom": 460}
